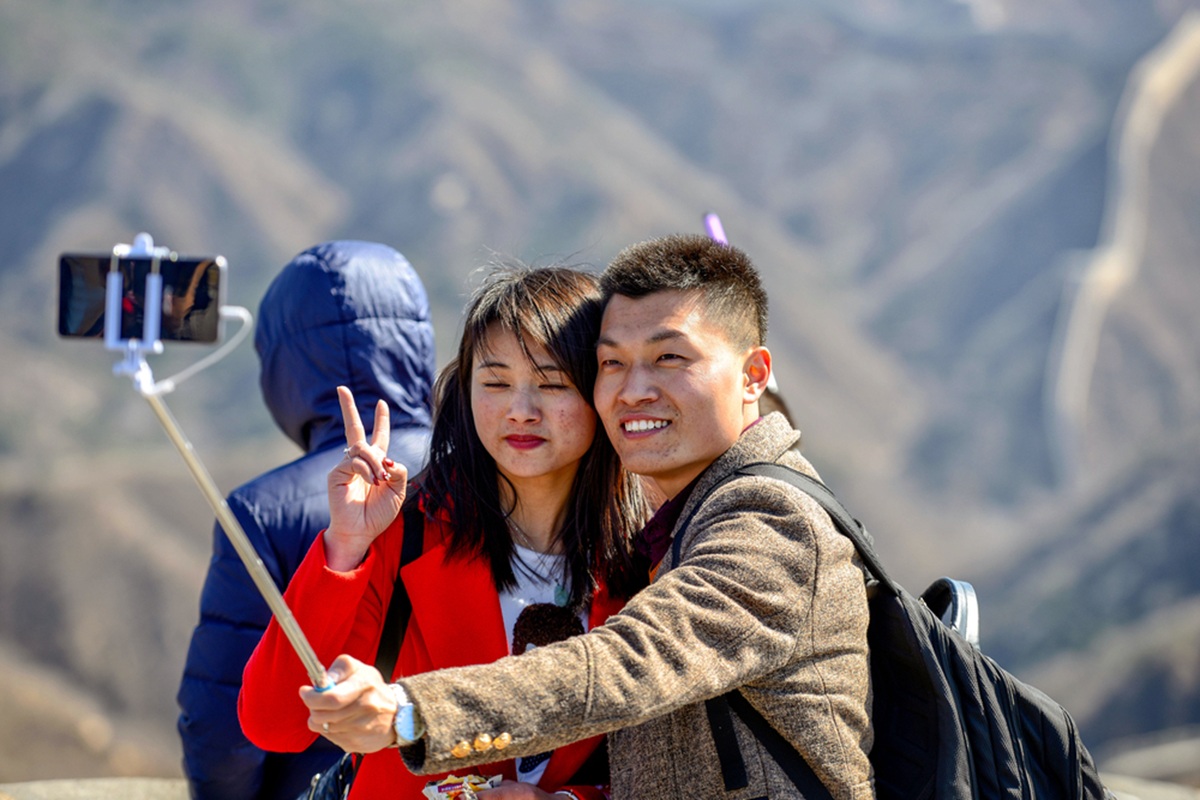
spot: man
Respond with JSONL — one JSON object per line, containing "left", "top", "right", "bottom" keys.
{"left": 177, "top": 241, "right": 436, "bottom": 800}
{"left": 307, "top": 234, "right": 874, "bottom": 799}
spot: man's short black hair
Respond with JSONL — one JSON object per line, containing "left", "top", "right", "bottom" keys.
{"left": 601, "top": 234, "right": 768, "bottom": 349}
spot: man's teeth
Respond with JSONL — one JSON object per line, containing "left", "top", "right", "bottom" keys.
{"left": 624, "top": 419, "right": 669, "bottom": 433}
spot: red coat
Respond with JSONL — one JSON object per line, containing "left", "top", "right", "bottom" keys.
{"left": 239, "top": 508, "right": 624, "bottom": 799}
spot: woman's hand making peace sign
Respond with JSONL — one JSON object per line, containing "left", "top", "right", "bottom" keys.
{"left": 324, "top": 385, "right": 409, "bottom": 572}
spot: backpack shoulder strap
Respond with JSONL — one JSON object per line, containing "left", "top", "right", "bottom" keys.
{"left": 374, "top": 494, "right": 426, "bottom": 681}
{"left": 734, "top": 462, "right": 899, "bottom": 595}
{"left": 670, "top": 461, "right": 898, "bottom": 596}
{"left": 670, "top": 460, "right": 891, "bottom": 798}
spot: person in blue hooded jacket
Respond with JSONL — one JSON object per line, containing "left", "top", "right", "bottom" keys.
{"left": 176, "top": 240, "right": 436, "bottom": 800}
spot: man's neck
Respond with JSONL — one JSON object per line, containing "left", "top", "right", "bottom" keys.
{"left": 654, "top": 413, "right": 759, "bottom": 501}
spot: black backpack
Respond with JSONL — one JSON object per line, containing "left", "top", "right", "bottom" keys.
{"left": 680, "top": 462, "right": 1112, "bottom": 800}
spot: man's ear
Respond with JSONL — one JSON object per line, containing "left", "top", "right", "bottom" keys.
{"left": 743, "top": 346, "right": 771, "bottom": 403}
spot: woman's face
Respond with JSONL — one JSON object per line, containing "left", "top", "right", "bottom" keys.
{"left": 471, "top": 325, "right": 597, "bottom": 492}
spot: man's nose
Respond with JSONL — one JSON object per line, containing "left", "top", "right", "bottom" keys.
{"left": 617, "top": 364, "right": 658, "bottom": 406}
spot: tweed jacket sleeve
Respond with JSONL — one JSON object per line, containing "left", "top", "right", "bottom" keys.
{"left": 397, "top": 414, "right": 873, "bottom": 795}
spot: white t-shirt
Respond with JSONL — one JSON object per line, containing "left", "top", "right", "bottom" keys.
{"left": 497, "top": 543, "right": 589, "bottom": 786}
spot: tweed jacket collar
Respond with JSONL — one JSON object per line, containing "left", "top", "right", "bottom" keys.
{"left": 666, "top": 412, "right": 803, "bottom": 566}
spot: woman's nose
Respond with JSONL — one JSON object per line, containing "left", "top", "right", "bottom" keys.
{"left": 507, "top": 388, "right": 541, "bottom": 421}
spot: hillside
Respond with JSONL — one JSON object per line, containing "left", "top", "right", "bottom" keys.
{"left": 1, "top": 0, "right": 1199, "bottom": 785}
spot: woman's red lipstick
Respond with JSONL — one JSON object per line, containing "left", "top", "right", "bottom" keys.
{"left": 504, "top": 435, "right": 545, "bottom": 450}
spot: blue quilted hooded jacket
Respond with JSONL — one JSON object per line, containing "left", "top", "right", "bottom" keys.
{"left": 177, "top": 241, "right": 435, "bottom": 800}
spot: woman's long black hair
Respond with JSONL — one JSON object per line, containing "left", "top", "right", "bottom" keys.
{"left": 417, "top": 264, "right": 647, "bottom": 606}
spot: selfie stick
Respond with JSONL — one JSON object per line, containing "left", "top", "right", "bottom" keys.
{"left": 109, "top": 233, "right": 332, "bottom": 690}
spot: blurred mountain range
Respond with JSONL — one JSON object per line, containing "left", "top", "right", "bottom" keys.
{"left": 1, "top": 0, "right": 1199, "bottom": 786}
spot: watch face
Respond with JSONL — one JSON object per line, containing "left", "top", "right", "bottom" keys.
{"left": 395, "top": 705, "right": 415, "bottom": 743}
{"left": 390, "top": 685, "right": 409, "bottom": 742}
{"left": 389, "top": 683, "right": 424, "bottom": 743}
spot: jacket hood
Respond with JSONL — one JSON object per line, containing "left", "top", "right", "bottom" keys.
{"left": 255, "top": 240, "right": 435, "bottom": 453}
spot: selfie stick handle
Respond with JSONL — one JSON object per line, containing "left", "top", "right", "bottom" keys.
{"left": 137, "top": 386, "right": 332, "bottom": 689}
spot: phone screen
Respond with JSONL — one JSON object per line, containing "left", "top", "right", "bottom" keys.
{"left": 58, "top": 253, "right": 225, "bottom": 343}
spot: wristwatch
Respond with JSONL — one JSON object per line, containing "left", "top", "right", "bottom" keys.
{"left": 389, "top": 683, "right": 425, "bottom": 746}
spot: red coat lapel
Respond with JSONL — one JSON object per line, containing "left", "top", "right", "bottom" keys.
{"left": 403, "top": 537, "right": 627, "bottom": 791}
{"left": 588, "top": 579, "right": 625, "bottom": 629}
{"left": 538, "top": 578, "right": 626, "bottom": 789}
{"left": 402, "top": 542, "right": 509, "bottom": 671}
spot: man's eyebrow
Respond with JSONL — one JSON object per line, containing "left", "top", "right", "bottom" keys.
{"left": 597, "top": 329, "right": 684, "bottom": 348}
{"left": 648, "top": 329, "right": 685, "bottom": 344}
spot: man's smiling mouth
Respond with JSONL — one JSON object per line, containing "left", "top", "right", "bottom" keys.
{"left": 623, "top": 419, "right": 670, "bottom": 433}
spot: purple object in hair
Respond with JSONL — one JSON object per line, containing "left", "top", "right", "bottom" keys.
{"left": 703, "top": 212, "right": 728, "bottom": 244}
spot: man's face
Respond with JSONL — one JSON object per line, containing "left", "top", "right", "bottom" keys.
{"left": 595, "top": 289, "right": 768, "bottom": 499}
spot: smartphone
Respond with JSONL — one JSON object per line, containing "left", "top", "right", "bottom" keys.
{"left": 58, "top": 252, "right": 227, "bottom": 343}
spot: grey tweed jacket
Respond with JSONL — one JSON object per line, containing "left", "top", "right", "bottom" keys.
{"left": 398, "top": 413, "right": 874, "bottom": 799}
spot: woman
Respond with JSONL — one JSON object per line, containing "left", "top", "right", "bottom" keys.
{"left": 239, "top": 265, "right": 647, "bottom": 799}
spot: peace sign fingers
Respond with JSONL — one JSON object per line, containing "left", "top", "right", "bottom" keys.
{"left": 338, "top": 385, "right": 368, "bottom": 448}
{"left": 371, "top": 398, "right": 390, "bottom": 455}
{"left": 337, "top": 386, "right": 388, "bottom": 485}
{"left": 326, "top": 386, "right": 407, "bottom": 571}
